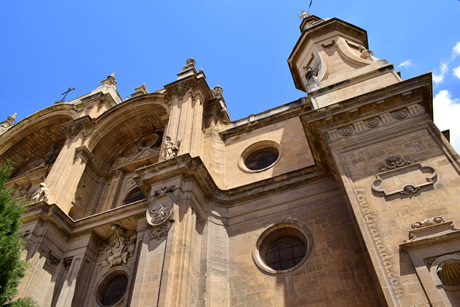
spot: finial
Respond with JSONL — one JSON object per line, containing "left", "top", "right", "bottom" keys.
{"left": 214, "top": 85, "right": 223, "bottom": 96}
{"left": 101, "top": 72, "right": 117, "bottom": 87}
{"left": 186, "top": 58, "right": 196, "bottom": 66}
{"left": 8, "top": 113, "right": 17, "bottom": 122}
{"left": 298, "top": 10, "right": 310, "bottom": 19}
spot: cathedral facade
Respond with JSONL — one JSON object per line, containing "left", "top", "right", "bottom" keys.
{"left": 1, "top": 15, "right": 460, "bottom": 307}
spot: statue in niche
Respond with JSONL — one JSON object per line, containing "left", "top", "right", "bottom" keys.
{"left": 163, "top": 136, "right": 181, "bottom": 160}
{"left": 31, "top": 183, "right": 49, "bottom": 203}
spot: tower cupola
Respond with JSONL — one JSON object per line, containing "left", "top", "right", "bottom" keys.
{"left": 288, "top": 15, "right": 401, "bottom": 109}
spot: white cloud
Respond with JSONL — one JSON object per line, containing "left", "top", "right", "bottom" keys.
{"left": 454, "top": 66, "right": 460, "bottom": 80}
{"left": 434, "top": 90, "right": 460, "bottom": 151}
{"left": 398, "top": 59, "right": 413, "bottom": 69}
{"left": 433, "top": 62, "right": 448, "bottom": 84}
{"left": 453, "top": 42, "right": 460, "bottom": 57}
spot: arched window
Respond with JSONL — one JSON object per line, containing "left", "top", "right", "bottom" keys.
{"left": 122, "top": 188, "right": 146, "bottom": 205}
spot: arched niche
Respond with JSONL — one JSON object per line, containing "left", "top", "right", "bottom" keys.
{"left": 88, "top": 100, "right": 168, "bottom": 173}
{"left": 0, "top": 112, "right": 75, "bottom": 194}
{"left": 71, "top": 99, "right": 167, "bottom": 219}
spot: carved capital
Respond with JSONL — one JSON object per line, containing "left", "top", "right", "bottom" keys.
{"left": 63, "top": 116, "right": 93, "bottom": 140}
{"left": 167, "top": 80, "right": 194, "bottom": 99}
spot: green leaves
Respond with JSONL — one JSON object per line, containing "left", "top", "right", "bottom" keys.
{"left": 0, "top": 161, "right": 28, "bottom": 305}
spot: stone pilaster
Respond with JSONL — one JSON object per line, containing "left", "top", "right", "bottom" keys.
{"left": 45, "top": 117, "right": 93, "bottom": 213}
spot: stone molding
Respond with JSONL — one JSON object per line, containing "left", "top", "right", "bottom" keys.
{"left": 372, "top": 158, "right": 437, "bottom": 199}
{"left": 327, "top": 103, "right": 424, "bottom": 142}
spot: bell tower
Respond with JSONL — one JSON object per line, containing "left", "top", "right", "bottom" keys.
{"left": 288, "top": 15, "right": 401, "bottom": 109}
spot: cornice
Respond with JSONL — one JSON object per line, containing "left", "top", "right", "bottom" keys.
{"left": 134, "top": 153, "right": 325, "bottom": 207}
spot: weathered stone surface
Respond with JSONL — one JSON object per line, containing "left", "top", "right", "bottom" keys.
{"left": 1, "top": 14, "right": 458, "bottom": 307}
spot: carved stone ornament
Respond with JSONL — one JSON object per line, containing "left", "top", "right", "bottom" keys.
{"left": 163, "top": 136, "right": 181, "bottom": 160}
{"left": 378, "top": 156, "right": 413, "bottom": 173}
{"left": 411, "top": 217, "right": 445, "bottom": 229}
{"left": 146, "top": 186, "right": 176, "bottom": 240}
{"left": 372, "top": 158, "right": 437, "bottom": 199}
{"left": 63, "top": 257, "right": 73, "bottom": 271}
{"left": 168, "top": 80, "right": 193, "bottom": 98}
{"left": 365, "top": 118, "right": 380, "bottom": 129}
{"left": 66, "top": 121, "right": 85, "bottom": 138}
{"left": 115, "top": 134, "right": 161, "bottom": 166}
{"left": 31, "top": 182, "right": 49, "bottom": 203}
{"left": 359, "top": 46, "right": 374, "bottom": 60}
{"left": 338, "top": 126, "right": 354, "bottom": 136}
{"left": 47, "top": 251, "right": 60, "bottom": 266}
{"left": 391, "top": 109, "right": 409, "bottom": 120}
{"left": 100, "top": 225, "right": 137, "bottom": 267}
{"left": 437, "top": 261, "right": 460, "bottom": 286}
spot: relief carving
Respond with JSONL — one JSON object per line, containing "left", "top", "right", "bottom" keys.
{"left": 31, "top": 183, "right": 49, "bottom": 203}
{"left": 365, "top": 118, "right": 381, "bottom": 129}
{"left": 146, "top": 186, "right": 176, "bottom": 240}
{"left": 378, "top": 156, "right": 412, "bottom": 173}
{"left": 411, "top": 217, "right": 445, "bottom": 229}
{"left": 372, "top": 157, "right": 437, "bottom": 199}
{"left": 167, "top": 80, "right": 193, "bottom": 98}
{"left": 47, "top": 251, "right": 60, "bottom": 267}
{"left": 66, "top": 121, "right": 85, "bottom": 138}
{"left": 391, "top": 109, "right": 409, "bottom": 120}
{"left": 63, "top": 257, "right": 73, "bottom": 271}
{"left": 100, "top": 225, "right": 137, "bottom": 267}
{"left": 338, "top": 126, "right": 354, "bottom": 136}
{"left": 116, "top": 134, "right": 161, "bottom": 166}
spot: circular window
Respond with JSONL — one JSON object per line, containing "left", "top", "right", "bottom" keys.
{"left": 253, "top": 223, "right": 313, "bottom": 275}
{"left": 245, "top": 148, "right": 279, "bottom": 171}
{"left": 239, "top": 140, "right": 282, "bottom": 173}
{"left": 97, "top": 272, "right": 129, "bottom": 307}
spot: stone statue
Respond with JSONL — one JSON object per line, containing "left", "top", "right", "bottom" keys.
{"left": 31, "top": 183, "right": 49, "bottom": 203}
{"left": 163, "top": 136, "right": 180, "bottom": 160}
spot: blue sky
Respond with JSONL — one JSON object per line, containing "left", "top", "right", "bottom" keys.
{"left": 1, "top": 1, "right": 460, "bottom": 149}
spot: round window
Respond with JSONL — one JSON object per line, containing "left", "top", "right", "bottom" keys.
{"left": 254, "top": 223, "right": 312, "bottom": 275}
{"left": 239, "top": 140, "right": 282, "bottom": 173}
{"left": 97, "top": 272, "right": 129, "bottom": 307}
{"left": 244, "top": 148, "right": 279, "bottom": 171}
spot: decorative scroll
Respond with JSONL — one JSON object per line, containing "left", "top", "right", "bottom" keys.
{"left": 372, "top": 157, "right": 437, "bottom": 199}
{"left": 378, "top": 156, "right": 412, "bottom": 173}
{"left": 100, "top": 225, "right": 137, "bottom": 267}
{"left": 411, "top": 217, "right": 445, "bottom": 229}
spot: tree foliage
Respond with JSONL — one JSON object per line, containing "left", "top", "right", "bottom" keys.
{"left": 0, "top": 161, "right": 28, "bottom": 305}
